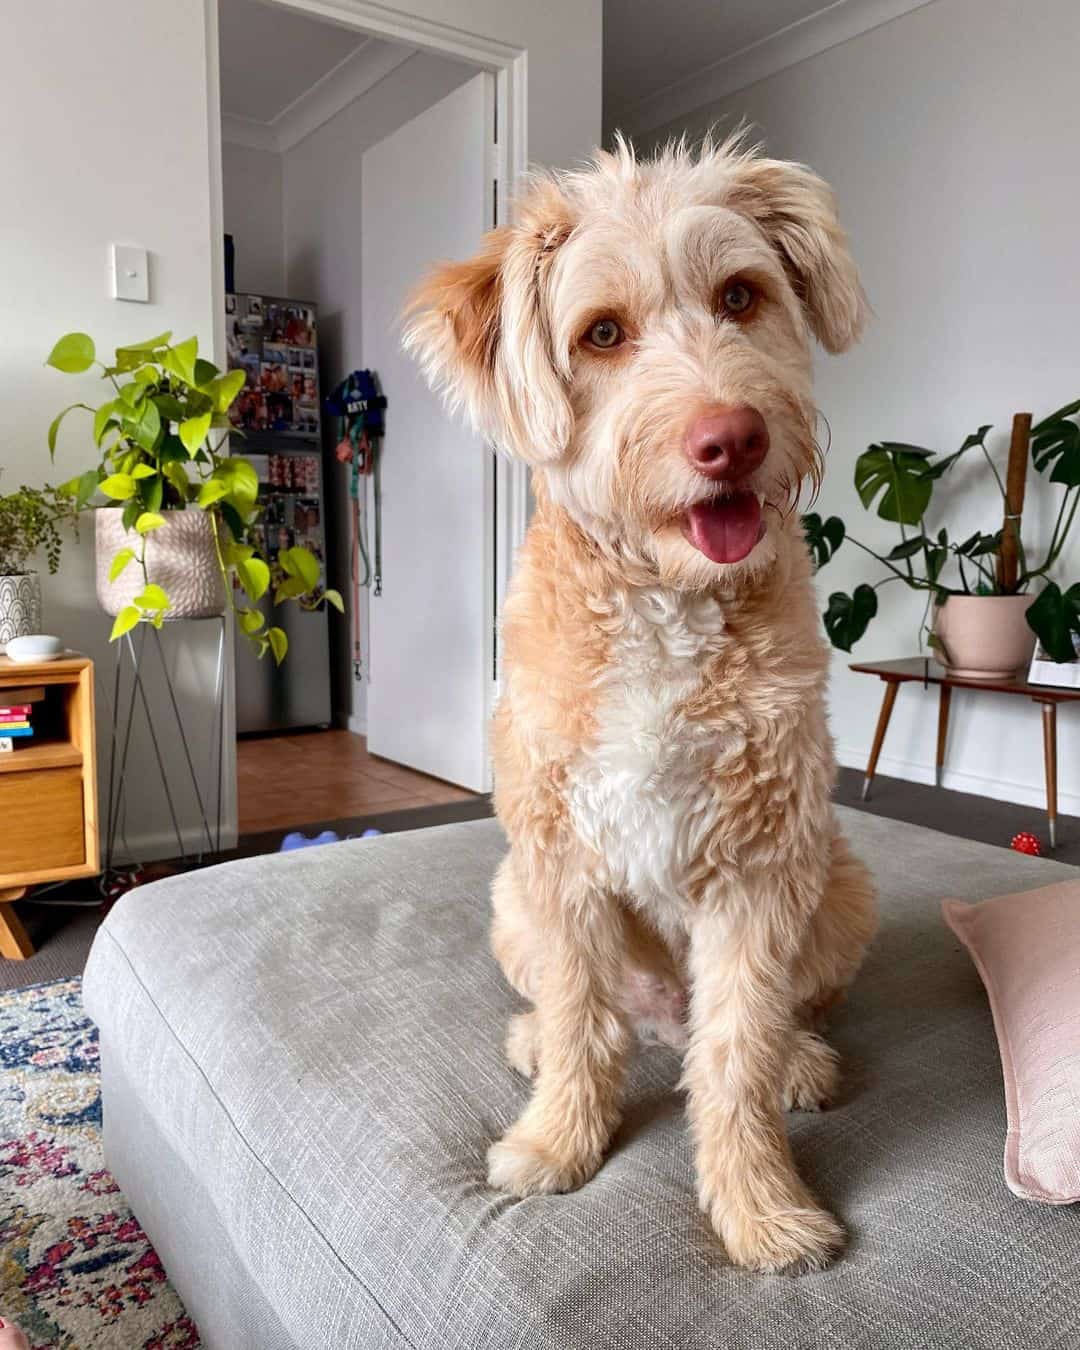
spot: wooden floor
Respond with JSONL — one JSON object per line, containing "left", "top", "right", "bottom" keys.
{"left": 236, "top": 729, "right": 478, "bottom": 834}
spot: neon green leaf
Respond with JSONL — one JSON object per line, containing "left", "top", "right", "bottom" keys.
{"left": 217, "top": 457, "right": 259, "bottom": 507}
{"left": 131, "top": 464, "right": 157, "bottom": 479}
{"left": 167, "top": 336, "right": 198, "bottom": 384}
{"left": 322, "top": 588, "right": 345, "bottom": 613}
{"left": 222, "top": 541, "right": 254, "bottom": 566}
{"left": 109, "top": 605, "right": 142, "bottom": 641}
{"left": 135, "top": 583, "right": 169, "bottom": 611}
{"left": 47, "top": 402, "right": 89, "bottom": 457}
{"left": 179, "top": 412, "right": 212, "bottom": 456}
{"left": 209, "top": 369, "right": 245, "bottom": 412}
{"left": 109, "top": 548, "right": 136, "bottom": 582}
{"left": 236, "top": 557, "right": 270, "bottom": 602}
{"left": 100, "top": 473, "right": 135, "bottom": 501}
{"left": 135, "top": 511, "right": 166, "bottom": 534}
{"left": 274, "top": 577, "right": 308, "bottom": 602}
{"left": 267, "top": 626, "right": 288, "bottom": 665}
{"left": 46, "top": 332, "right": 95, "bottom": 373}
{"left": 93, "top": 400, "right": 120, "bottom": 445}
{"left": 197, "top": 478, "right": 229, "bottom": 508}
{"left": 282, "top": 546, "right": 320, "bottom": 591}
{"left": 116, "top": 331, "right": 172, "bottom": 356}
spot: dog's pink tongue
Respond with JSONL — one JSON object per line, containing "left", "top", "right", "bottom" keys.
{"left": 684, "top": 492, "right": 763, "bottom": 564}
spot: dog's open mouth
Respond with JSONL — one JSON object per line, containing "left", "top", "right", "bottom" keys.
{"left": 681, "top": 491, "right": 765, "bottom": 564}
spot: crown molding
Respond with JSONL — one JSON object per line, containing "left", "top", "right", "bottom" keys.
{"left": 221, "top": 37, "right": 417, "bottom": 154}
{"left": 220, "top": 113, "right": 280, "bottom": 152}
{"left": 612, "top": 0, "right": 939, "bottom": 140}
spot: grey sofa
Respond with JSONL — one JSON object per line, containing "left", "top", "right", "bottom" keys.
{"left": 83, "top": 808, "right": 1080, "bottom": 1350}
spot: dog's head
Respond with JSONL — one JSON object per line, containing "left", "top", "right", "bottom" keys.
{"left": 404, "top": 135, "right": 866, "bottom": 589}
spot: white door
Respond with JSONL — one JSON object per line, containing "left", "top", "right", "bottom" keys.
{"left": 362, "top": 73, "right": 495, "bottom": 792}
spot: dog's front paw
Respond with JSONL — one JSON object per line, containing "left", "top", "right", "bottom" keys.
{"left": 716, "top": 1199, "right": 845, "bottom": 1274}
{"left": 782, "top": 1030, "right": 839, "bottom": 1112}
{"left": 487, "top": 1127, "right": 601, "bottom": 1197}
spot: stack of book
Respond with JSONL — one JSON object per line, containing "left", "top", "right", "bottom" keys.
{"left": 0, "top": 685, "right": 44, "bottom": 753}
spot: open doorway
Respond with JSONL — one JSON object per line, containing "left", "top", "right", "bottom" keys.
{"left": 214, "top": 0, "right": 505, "bottom": 836}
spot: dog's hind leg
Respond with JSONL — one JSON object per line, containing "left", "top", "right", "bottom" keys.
{"left": 781, "top": 1028, "right": 839, "bottom": 1111}
{"left": 505, "top": 1010, "right": 540, "bottom": 1077}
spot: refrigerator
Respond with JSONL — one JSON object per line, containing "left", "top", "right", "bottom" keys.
{"left": 224, "top": 292, "right": 332, "bottom": 733}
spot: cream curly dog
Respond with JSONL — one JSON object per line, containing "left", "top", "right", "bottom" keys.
{"left": 405, "top": 135, "right": 877, "bottom": 1273}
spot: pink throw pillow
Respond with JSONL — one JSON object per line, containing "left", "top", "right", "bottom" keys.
{"left": 944, "top": 880, "right": 1080, "bottom": 1204}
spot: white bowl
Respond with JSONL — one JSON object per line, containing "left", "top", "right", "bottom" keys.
{"left": 5, "top": 633, "right": 66, "bottom": 663}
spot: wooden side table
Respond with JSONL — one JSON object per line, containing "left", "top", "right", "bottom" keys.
{"left": 850, "top": 657, "right": 1079, "bottom": 848}
{"left": 0, "top": 653, "right": 100, "bottom": 959}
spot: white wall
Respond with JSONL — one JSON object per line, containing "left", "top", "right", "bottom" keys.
{"left": 222, "top": 142, "right": 285, "bottom": 294}
{"left": 0, "top": 1, "right": 236, "bottom": 859}
{"left": 370, "top": 0, "right": 602, "bottom": 171}
{"left": 641, "top": 0, "right": 1080, "bottom": 814}
{"left": 282, "top": 50, "right": 475, "bottom": 732}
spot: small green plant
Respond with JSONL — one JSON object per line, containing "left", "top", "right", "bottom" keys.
{"left": 804, "top": 397, "right": 1080, "bottom": 660}
{"left": 46, "top": 330, "right": 342, "bottom": 662}
{"left": 0, "top": 481, "right": 79, "bottom": 577}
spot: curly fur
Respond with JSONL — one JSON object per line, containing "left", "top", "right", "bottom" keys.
{"left": 405, "top": 133, "right": 877, "bottom": 1273}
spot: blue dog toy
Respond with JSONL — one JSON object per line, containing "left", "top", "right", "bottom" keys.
{"left": 279, "top": 828, "right": 382, "bottom": 852}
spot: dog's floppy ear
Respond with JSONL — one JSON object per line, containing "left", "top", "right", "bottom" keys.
{"left": 403, "top": 179, "right": 575, "bottom": 464}
{"left": 727, "top": 156, "right": 867, "bottom": 354}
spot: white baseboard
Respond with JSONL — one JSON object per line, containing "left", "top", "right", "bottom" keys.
{"left": 834, "top": 744, "right": 1079, "bottom": 818}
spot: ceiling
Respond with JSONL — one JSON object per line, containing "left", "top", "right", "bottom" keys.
{"left": 603, "top": 0, "right": 843, "bottom": 133}
{"left": 219, "top": 0, "right": 409, "bottom": 143}
{"left": 220, "top": 0, "right": 915, "bottom": 149}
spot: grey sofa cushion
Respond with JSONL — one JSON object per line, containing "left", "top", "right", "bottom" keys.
{"left": 84, "top": 809, "right": 1080, "bottom": 1350}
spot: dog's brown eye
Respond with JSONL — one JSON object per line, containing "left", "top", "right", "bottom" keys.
{"left": 721, "top": 282, "right": 755, "bottom": 316}
{"left": 587, "top": 318, "right": 623, "bottom": 349}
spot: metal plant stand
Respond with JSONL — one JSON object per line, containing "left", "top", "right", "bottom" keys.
{"left": 104, "top": 616, "right": 227, "bottom": 872}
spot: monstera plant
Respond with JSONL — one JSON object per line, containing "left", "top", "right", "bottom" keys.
{"left": 804, "top": 397, "right": 1080, "bottom": 662}
{"left": 46, "top": 330, "right": 342, "bottom": 663}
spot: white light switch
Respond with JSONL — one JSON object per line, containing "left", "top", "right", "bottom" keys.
{"left": 110, "top": 244, "right": 149, "bottom": 302}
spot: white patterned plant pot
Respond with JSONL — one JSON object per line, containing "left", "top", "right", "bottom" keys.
{"left": 0, "top": 572, "right": 42, "bottom": 647}
{"left": 95, "top": 509, "right": 226, "bottom": 620}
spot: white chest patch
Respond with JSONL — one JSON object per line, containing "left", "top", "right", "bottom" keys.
{"left": 567, "top": 588, "right": 739, "bottom": 925}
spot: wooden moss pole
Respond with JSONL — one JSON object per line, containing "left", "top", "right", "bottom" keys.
{"left": 998, "top": 411, "right": 1032, "bottom": 593}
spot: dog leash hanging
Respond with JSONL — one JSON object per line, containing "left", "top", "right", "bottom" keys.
{"left": 327, "top": 370, "right": 387, "bottom": 677}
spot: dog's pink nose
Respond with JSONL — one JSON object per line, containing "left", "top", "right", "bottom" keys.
{"left": 685, "top": 406, "right": 769, "bottom": 480}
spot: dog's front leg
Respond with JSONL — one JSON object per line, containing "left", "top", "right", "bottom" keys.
{"left": 488, "top": 874, "right": 631, "bottom": 1197}
{"left": 685, "top": 881, "right": 845, "bottom": 1273}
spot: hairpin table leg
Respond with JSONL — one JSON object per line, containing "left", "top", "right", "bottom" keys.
{"left": 863, "top": 678, "right": 900, "bottom": 801}
{"left": 935, "top": 683, "right": 952, "bottom": 788}
{"left": 1040, "top": 701, "right": 1058, "bottom": 850}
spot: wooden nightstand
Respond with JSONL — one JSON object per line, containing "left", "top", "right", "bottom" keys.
{"left": 0, "top": 653, "right": 100, "bottom": 959}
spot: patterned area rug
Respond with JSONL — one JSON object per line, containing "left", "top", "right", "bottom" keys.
{"left": 0, "top": 979, "right": 199, "bottom": 1349}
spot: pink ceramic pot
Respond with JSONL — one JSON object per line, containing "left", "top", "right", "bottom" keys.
{"left": 933, "top": 594, "right": 1036, "bottom": 679}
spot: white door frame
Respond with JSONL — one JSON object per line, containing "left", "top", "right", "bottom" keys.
{"left": 202, "top": 0, "right": 531, "bottom": 796}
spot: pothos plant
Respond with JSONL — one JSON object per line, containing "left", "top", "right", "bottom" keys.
{"left": 46, "top": 330, "right": 342, "bottom": 662}
{"left": 803, "top": 396, "right": 1080, "bottom": 660}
